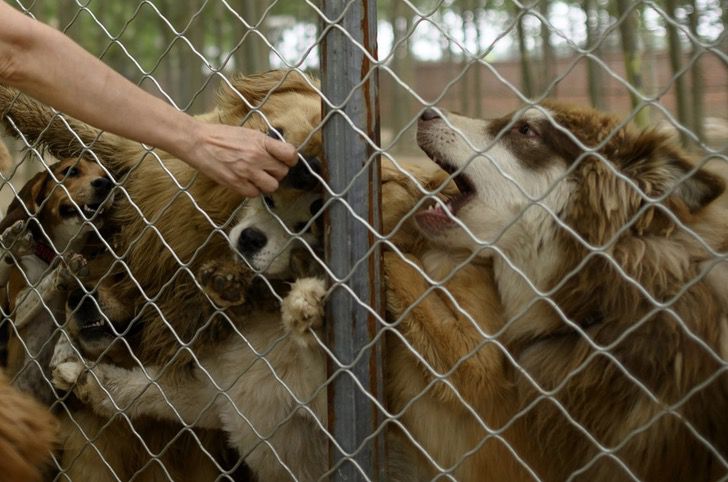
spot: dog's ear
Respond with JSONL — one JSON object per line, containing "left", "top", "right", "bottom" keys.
{"left": 216, "top": 70, "right": 314, "bottom": 121}
{"left": 0, "top": 170, "right": 49, "bottom": 234}
{"left": 621, "top": 132, "right": 724, "bottom": 213}
{"left": 662, "top": 155, "right": 724, "bottom": 213}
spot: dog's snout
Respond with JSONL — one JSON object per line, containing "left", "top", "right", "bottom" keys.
{"left": 67, "top": 288, "right": 87, "bottom": 312}
{"left": 282, "top": 157, "right": 321, "bottom": 191}
{"left": 91, "top": 177, "right": 113, "bottom": 192}
{"left": 420, "top": 108, "right": 442, "bottom": 121}
{"left": 237, "top": 228, "right": 267, "bottom": 255}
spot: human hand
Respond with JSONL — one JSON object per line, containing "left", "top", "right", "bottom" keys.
{"left": 183, "top": 121, "right": 298, "bottom": 197}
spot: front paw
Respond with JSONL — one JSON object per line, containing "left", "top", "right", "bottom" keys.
{"left": 50, "top": 335, "right": 83, "bottom": 391}
{"left": 282, "top": 278, "right": 326, "bottom": 341}
{"left": 198, "top": 259, "right": 252, "bottom": 308}
{"left": 0, "top": 220, "right": 35, "bottom": 259}
{"left": 55, "top": 253, "right": 88, "bottom": 290}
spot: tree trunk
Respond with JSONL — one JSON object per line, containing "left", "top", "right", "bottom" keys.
{"left": 688, "top": 0, "right": 704, "bottom": 142}
{"left": 237, "top": 0, "right": 270, "bottom": 73}
{"left": 460, "top": 2, "right": 471, "bottom": 115}
{"left": 515, "top": 6, "right": 533, "bottom": 99}
{"left": 583, "top": 0, "right": 604, "bottom": 109}
{"left": 473, "top": 0, "right": 485, "bottom": 118}
{"left": 539, "top": 0, "right": 556, "bottom": 96}
{"left": 615, "top": 0, "right": 648, "bottom": 128}
{"left": 184, "top": 3, "right": 207, "bottom": 114}
{"left": 664, "top": 0, "right": 690, "bottom": 145}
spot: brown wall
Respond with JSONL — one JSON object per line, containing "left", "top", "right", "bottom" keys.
{"left": 381, "top": 50, "right": 728, "bottom": 125}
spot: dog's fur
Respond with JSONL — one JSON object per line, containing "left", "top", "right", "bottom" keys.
{"left": 1, "top": 71, "right": 322, "bottom": 376}
{"left": 0, "top": 157, "right": 112, "bottom": 405}
{"left": 384, "top": 102, "right": 728, "bottom": 481}
{"left": 51, "top": 181, "right": 329, "bottom": 482}
{"left": 0, "top": 371, "right": 57, "bottom": 482}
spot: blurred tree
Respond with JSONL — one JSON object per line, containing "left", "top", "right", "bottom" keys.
{"left": 688, "top": 0, "right": 704, "bottom": 141}
{"left": 237, "top": 0, "right": 271, "bottom": 73}
{"left": 514, "top": 2, "right": 534, "bottom": 98}
{"left": 389, "top": 0, "right": 417, "bottom": 139}
{"left": 615, "top": 0, "right": 649, "bottom": 127}
{"left": 472, "top": 0, "right": 485, "bottom": 118}
{"left": 664, "top": 0, "right": 690, "bottom": 144}
{"left": 584, "top": 0, "right": 605, "bottom": 109}
{"left": 539, "top": 0, "right": 556, "bottom": 96}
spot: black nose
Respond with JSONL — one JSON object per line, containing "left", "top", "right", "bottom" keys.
{"left": 420, "top": 108, "right": 441, "bottom": 121}
{"left": 91, "top": 177, "right": 113, "bottom": 192}
{"left": 237, "top": 228, "right": 267, "bottom": 256}
{"left": 283, "top": 157, "right": 321, "bottom": 191}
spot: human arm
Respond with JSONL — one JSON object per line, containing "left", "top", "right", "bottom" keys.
{"left": 0, "top": 2, "right": 296, "bottom": 196}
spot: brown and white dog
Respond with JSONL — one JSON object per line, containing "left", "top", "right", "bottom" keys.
{"left": 384, "top": 102, "right": 728, "bottom": 481}
{"left": 0, "top": 157, "right": 113, "bottom": 405}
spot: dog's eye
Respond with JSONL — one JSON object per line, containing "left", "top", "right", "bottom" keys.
{"left": 263, "top": 196, "right": 276, "bottom": 209}
{"left": 515, "top": 122, "right": 539, "bottom": 138}
{"left": 61, "top": 166, "right": 79, "bottom": 177}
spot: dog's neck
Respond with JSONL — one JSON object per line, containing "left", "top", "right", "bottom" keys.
{"left": 490, "top": 226, "right": 567, "bottom": 340}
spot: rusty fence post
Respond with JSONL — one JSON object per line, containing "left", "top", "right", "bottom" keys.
{"left": 321, "top": 0, "right": 384, "bottom": 480}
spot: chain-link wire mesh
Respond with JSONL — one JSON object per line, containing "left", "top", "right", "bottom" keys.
{"left": 0, "top": 0, "right": 727, "bottom": 481}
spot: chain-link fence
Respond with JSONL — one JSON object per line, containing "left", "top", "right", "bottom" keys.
{"left": 1, "top": 1, "right": 727, "bottom": 481}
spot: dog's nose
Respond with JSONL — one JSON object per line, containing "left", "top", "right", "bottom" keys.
{"left": 420, "top": 108, "right": 442, "bottom": 121}
{"left": 282, "top": 157, "right": 321, "bottom": 191}
{"left": 67, "top": 288, "right": 87, "bottom": 311}
{"left": 237, "top": 228, "right": 267, "bottom": 256}
{"left": 91, "top": 177, "right": 113, "bottom": 191}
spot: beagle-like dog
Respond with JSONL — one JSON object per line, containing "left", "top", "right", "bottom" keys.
{"left": 0, "top": 157, "right": 114, "bottom": 404}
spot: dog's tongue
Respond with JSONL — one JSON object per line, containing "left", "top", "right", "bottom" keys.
{"left": 415, "top": 202, "right": 456, "bottom": 233}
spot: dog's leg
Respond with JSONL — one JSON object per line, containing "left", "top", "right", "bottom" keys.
{"left": 51, "top": 346, "right": 223, "bottom": 430}
{"left": 383, "top": 251, "right": 506, "bottom": 404}
{"left": 0, "top": 220, "right": 34, "bottom": 286}
{"left": 281, "top": 277, "right": 326, "bottom": 347}
{"left": 13, "top": 253, "right": 87, "bottom": 330}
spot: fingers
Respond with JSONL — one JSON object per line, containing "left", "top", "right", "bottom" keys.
{"left": 249, "top": 170, "right": 280, "bottom": 194}
{"left": 264, "top": 136, "right": 299, "bottom": 167}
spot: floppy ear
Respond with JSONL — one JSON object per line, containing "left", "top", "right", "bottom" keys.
{"left": 0, "top": 170, "right": 49, "bottom": 234}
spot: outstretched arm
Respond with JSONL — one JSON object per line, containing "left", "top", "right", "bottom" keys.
{"left": 0, "top": 2, "right": 297, "bottom": 197}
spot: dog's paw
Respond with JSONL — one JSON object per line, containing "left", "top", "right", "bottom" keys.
{"left": 55, "top": 253, "right": 88, "bottom": 289}
{"left": 0, "top": 220, "right": 34, "bottom": 259}
{"left": 198, "top": 260, "right": 252, "bottom": 308}
{"left": 282, "top": 278, "right": 326, "bottom": 342}
{"left": 50, "top": 336, "right": 83, "bottom": 391}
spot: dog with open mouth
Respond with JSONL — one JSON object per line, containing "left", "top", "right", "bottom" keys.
{"left": 385, "top": 102, "right": 728, "bottom": 481}
{"left": 0, "top": 157, "right": 114, "bottom": 406}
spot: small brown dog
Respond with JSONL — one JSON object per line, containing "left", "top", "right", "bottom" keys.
{"left": 0, "top": 157, "right": 112, "bottom": 405}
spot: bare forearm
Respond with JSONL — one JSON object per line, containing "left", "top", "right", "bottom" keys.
{"left": 1, "top": 7, "right": 197, "bottom": 158}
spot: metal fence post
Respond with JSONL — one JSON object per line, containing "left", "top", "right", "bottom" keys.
{"left": 321, "top": 0, "right": 383, "bottom": 480}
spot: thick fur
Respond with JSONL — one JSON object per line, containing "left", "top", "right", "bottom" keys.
{"left": 1, "top": 71, "right": 323, "bottom": 373}
{"left": 51, "top": 185, "right": 329, "bottom": 481}
{"left": 0, "top": 371, "right": 56, "bottom": 482}
{"left": 390, "top": 102, "right": 728, "bottom": 481}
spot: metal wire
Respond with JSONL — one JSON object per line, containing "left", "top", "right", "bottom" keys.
{"left": 2, "top": 0, "right": 727, "bottom": 481}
